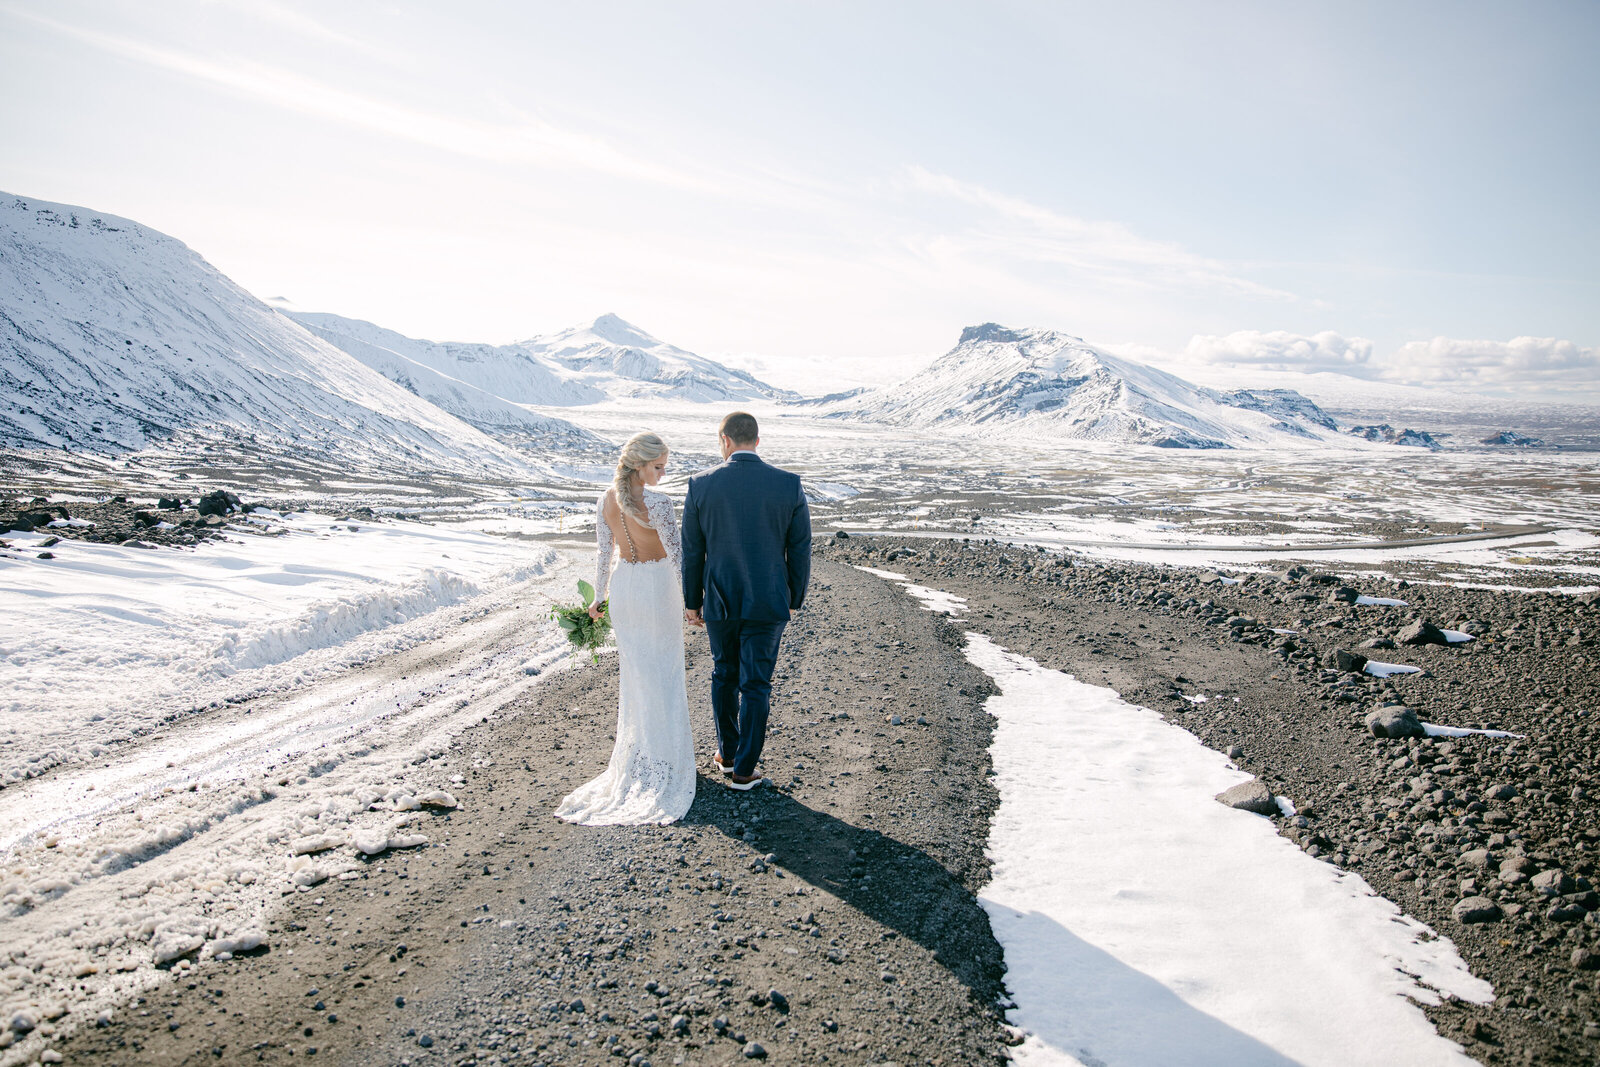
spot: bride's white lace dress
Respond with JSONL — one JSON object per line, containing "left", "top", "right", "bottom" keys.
{"left": 555, "top": 488, "right": 696, "bottom": 825}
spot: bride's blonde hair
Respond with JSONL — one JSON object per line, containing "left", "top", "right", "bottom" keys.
{"left": 612, "top": 432, "right": 667, "bottom": 527}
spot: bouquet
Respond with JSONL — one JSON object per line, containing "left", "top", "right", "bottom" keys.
{"left": 550, "top": 579, "right": 610, "bottom": 663}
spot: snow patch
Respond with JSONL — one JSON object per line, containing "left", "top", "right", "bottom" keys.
{"left": 963, "top": 631, "right": 1490, "bottom": 1066}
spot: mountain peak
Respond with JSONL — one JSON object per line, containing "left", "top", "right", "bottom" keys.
{"left": 589, "top": 313, "right": 657, "bottom": 347}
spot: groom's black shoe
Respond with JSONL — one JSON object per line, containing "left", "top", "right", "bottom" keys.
{"left": 726, "top": 772, "right": 762, "bottom": 791}
{"left": 712, "top": 753, "right": 734, "bottom": 776}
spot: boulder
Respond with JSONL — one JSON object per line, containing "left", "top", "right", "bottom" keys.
{"left": 1331, "top": 586, "right": 1361, "bottom": 604}
{"left": 157, "top": 497, "right": 182, "bottom": 510}
{"left": 196, "top": 490, "right": 243, "bottom": 517}
{"left": 1451, "top": 896, "right": 1502, "bottom": 924}
{"left": 1397, "top": 620, "right": 1449, "bottom": 646}
{"left": 1214, "top": 779, "right": 1279, "bottom": 816}
{"left": 1365, "top": 705, "right": 1424, "bottom": 739}
{"left": 1531, "top": 869, "right": 1575, "bottom": 896}
{"left": 1322, "top": 648, "right": 1368, "bottom": 673}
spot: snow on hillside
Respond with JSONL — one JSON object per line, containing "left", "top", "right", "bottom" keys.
{"left": 520, "top": 313, "right": 798, "bottom": 403}
{"left": 282, "top": 310, "right": 604, "bottom": 451}
{"left": 290, "top": 310, "right": 795, "bottom": 408}
{"left": 0, "top": 194, "right": 549, "bottom": 476}
{"left": 826, "top": 323, "right": 1344, "bottom": 449}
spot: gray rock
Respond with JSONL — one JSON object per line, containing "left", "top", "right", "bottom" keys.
{"left": 1546, "top": 903, "right": 1588, "bottom": 923}
{"left": 1574, "top": 948, "right": 1600, "bottom": 971}
{"left": 1365, "top": 705, "right": 1424, "bottom": 739}
{"left": 1331, "top": 586, "right": 1361, "bottom": 604}
{"left": 9, "top": 1013, "right": 35, "bottom": 1035}
{"left": 767, "top": 989, "right": 789, "bottom": 1012}
{"left": 1531, "top": 869, "right": 1574, "bottom": 895}
{"left": 1486, "top": 783, "right": 1516, "bottom": 801}
{"left": 1397, "top": 620, "right": 1448, "bottom": 646}
{"left": 1451, "top": 896, "right": 1503, "bottom": 923}
{"left": 1360, "top": 637, "right": 1396, "bottom": 650}
{"left": 743, "top": 1041, "right": 767, "bottom": 1059}
{"left": 1215, "top": 779, "right": 1279, "bottom": 816}
{"left": 1226, "top": 745, "right": 1244, "bottom": 759}
{"left": 1458, "top": 848, "right": 1493, "bottom": 869}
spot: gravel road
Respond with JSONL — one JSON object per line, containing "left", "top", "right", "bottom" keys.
{"left": 45, "top": 532, "right": 1600, "bottom": 1067}
{"left": 51, "top": 560, "right": 1010, "bottom": 1066}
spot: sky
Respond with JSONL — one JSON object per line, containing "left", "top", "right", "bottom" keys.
{"left": 1, "top": 0, "right": 1597, "bottom": 395}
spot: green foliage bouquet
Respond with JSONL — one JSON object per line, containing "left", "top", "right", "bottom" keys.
{"left": 550, "top": 579, "right": 610, "bottom": 664}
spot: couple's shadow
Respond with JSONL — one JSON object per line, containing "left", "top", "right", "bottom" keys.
{"left": 683, "top": 783, "right": 1303, "bottom": 1067}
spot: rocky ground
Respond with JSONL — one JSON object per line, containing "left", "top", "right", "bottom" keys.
{"left": 822, "top": 533, "right": 1600, "bottom": 1067}
{"left": 44, "top": 561, "right": 1012, "bottom": 1067}
{"left": 24, "top": 528, "right": 1600, "bottom": 1067}
{"left": 0, "top": 491, "right": 271, "bottom": 554}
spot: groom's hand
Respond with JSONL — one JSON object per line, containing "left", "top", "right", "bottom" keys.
{"left": 684, "top": 608, "right": 704, "bottom": 628}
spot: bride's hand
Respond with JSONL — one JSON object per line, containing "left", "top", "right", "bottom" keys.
{"left": 588, "top": 602, "right": 605, "bottom": 621}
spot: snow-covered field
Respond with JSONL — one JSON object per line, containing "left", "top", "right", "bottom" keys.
{"left": 0, "top": 512, "right": 591, "bottom": 1044}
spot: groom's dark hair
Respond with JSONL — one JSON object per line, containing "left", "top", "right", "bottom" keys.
{"left": 720, "top": 411, "right": 759, "bottom": 445}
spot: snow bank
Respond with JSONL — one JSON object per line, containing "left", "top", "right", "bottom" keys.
{"left": 0, "top": 533, "right": 582, "bottom": 1057}
{"left": 965, "top": 634, "right": 1490, "bottom": 1066}
{"left": 0, "top": 512, "right": 551, "bottom": 787}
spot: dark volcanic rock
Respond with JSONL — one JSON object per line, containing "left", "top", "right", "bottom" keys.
{"left": 1396, "top": 619, "right": 1449, "bottom": 646}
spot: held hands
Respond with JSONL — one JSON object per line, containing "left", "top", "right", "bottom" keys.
{"left": 684, "top": 608, "right": 704, "bottom": 628}
{"left": 588, "top": 601, "right": 606, "bottom": 622}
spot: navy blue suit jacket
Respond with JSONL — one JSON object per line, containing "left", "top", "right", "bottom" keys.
{"left": 681, "top": 453, "right": 811, "bottom": 622}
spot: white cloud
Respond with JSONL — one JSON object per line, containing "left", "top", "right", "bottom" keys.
{"left": 900, "top": 168, "right": 1297, "bottom": 303}
{"left": 1385, "top": 336, "right": 1600, "bottom": 392}
{"left": 1182, "top": 330, "right": 1374, "bottom": 373}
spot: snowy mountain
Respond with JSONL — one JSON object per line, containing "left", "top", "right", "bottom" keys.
{"left": 519, "top": 314, "right": 797, "bottom": 403}
{"left": 826, "top": 323, "right": 1343, "bottom": 448}
{"left": 288, "top": 310, "right": 795, "bottom": 406}
{"left": 0, "top": 193, "right": 588, "bottom": 475}
{"left": 284, "top": 311, "right": 603, "bottom": 451}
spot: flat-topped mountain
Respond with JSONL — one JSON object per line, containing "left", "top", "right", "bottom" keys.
{"left": 824, "top": 323, "right": 1342, "bottom": 448}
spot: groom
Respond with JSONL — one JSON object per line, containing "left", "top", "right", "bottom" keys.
{"left": 681, "top": 411, "right": 812, "bottom": 791}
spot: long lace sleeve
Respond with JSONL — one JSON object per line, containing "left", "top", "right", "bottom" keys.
{"left": 593, "top": 492, "right": 615, "bottom": 603}
{"left": 648, "top": 492, "right": 682, "bottom": 576}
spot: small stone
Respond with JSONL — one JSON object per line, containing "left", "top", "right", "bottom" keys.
{"left": 743, "top": 1041, "right": 767, "bottom": 1059}
{"left": 418, "top": 1034, "right": 434, "bottom": 1048}
{"left": 568, "top": 998, "right": 585, "bottom": 1013}
{"left": 1226, "top": 745, "right": 1244, "bottom": 759}
{"left": 1572, "top": 948, "right": 1600, "bottom": 971}
{"left": 1458, "top": 849, "right": 1492, "bottom": 869}
{"left": 1214, "top": 779, "right": 1278, "bottom": 816}
{"left": 9, "top": 1013, "right": 34, "bottom": 1035}
{"left": 1546, "top": 902, "right": 1587, "bottom": 923}
{"left": 1486, "top": 783, "right": 1516, "bottom": 801}
{"left": 670, "top": 1014, "right": 689, "bottom": 1033}
{"left": 767, "top": 989, "right": 789, "bottom": 1012}
{"left": 1366, "top": 705, "right": 1424, "bottom": 739}
{"left": 40, "top": 1052, "right": 63, "bottom": 1065}
{"left": 394, "top": 996, "right": 406, "bottom": 1008}
{"left": 1452, "top": 896, "right": 1502, "bottom": 924}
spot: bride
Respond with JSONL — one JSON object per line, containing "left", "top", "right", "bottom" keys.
{"left": 554, "top": 432, "right": 697, "bottom": 825}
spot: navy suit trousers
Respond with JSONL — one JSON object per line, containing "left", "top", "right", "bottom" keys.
{"left": 705, "top": 618, "right": 786, "bottom": 777}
